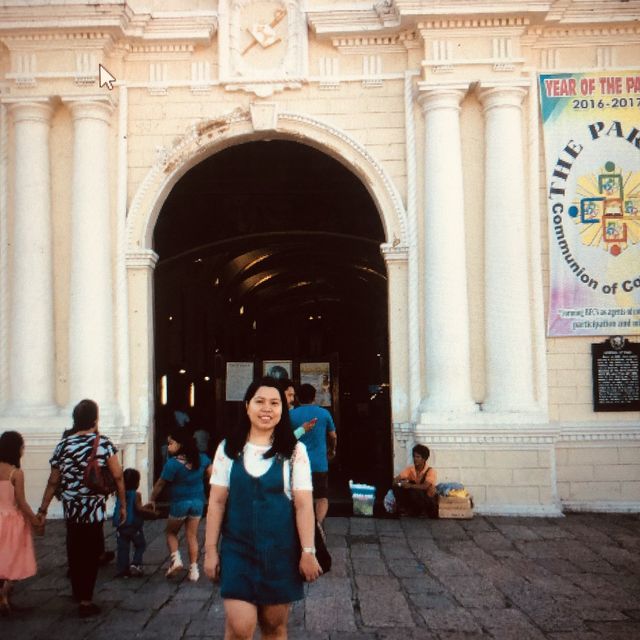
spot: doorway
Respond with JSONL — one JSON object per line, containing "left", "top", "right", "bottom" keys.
{"left": 152, "top": 140, "right": 391, "bottom": 507}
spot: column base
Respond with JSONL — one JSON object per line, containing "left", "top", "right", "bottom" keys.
{"left": 3, "top": 402, "right": 59, "bottom": 418}
{"left": 419, "top": 400, "right": 480, "bottom": 424}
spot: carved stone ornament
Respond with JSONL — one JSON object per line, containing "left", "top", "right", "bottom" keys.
{"left": 219, "top": 0, "right": 308, "bottom": 97}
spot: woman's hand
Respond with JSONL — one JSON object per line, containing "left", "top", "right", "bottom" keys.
{"left": 204, "top": 548, "right": 220, "bottom": 581}
{"left": 299, "top": 551, "right": 322, "bottom": 582}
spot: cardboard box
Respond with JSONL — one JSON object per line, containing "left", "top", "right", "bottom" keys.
{"left": 438, "top": 495, "right": 473, "bottom": 519}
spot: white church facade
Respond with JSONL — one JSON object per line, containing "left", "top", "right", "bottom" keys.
{"left": 0, "top": 0, "right": 639, "bottom": 516}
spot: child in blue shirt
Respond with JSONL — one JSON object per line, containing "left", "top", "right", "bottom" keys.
{"left": 148, "top": 430, "right": 212, "bottom": 582}
{"left": 113, "top": 468, "right": 155, "bottom": 577}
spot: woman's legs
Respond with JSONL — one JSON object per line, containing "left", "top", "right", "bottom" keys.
{"left": 258, "top": 604, "right": 290, "bottom": 640}
{"left": 165, "top": 517, "right": 183, "bottom": 555}
{"left": 184, "top": 516, "right": 201, "bottom": 565}
{"left": 67, "top": 520, "right": 103, "bottom": 606}
{"left": 165, "top": 517, "right": 185, "bottom": 576}
{"left": 224, "top": 599, "right": 258, "bottom": 640}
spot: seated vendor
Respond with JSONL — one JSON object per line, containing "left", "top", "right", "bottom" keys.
{"left": 393, "top": 444, "right": 438, "bottom": 518}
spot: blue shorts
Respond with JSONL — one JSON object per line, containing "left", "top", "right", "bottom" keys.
{"left": 169, "top": 498, "right": 204, "bottom": 519}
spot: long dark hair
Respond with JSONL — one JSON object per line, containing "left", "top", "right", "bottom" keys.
{"left": 168, "top": 429, "right": 201, "bottom": 470}
{"left": 225, "top": 377, "right": 296, "bottom": 460}
{"left": 0, "top": 431, "right": 24, "bottom": 468}
{"left": 67, "top": 399, "right": 98, "bottom": 435}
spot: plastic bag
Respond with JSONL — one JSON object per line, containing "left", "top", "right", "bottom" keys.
{"left": 383, "top": 489, "right": 397, "bottom": 514}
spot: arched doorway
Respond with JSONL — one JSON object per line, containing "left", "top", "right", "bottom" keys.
{"left": 152, "top": 140, "right": 391, "bottom": 507}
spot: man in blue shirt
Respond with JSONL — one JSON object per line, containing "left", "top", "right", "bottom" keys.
{"left": 289, "top": 384, "right": 337, "bottom": 524}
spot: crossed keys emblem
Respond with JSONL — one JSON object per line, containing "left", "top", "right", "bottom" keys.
{"left": 242, "top": 8, "right": 287, "bottom": 55}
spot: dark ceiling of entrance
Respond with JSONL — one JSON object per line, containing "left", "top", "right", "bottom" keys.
{"left": 153, "top": 140, "right": 388, "bottom": 364}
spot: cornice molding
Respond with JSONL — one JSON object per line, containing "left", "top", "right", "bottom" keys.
{"left": 544, "top": 0, "right": 640, "bottom": 24}
{"left": 331, "top": 31, "right": 418, "bottom": 54}
{"left": 418, "top": 17, "right": 530, "bottom": 31}
{"left": 0, "top": 5, "right": 216, "bottom": 45}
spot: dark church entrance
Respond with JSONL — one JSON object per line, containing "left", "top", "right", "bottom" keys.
{"left": 152, "top": 140, "right": 391, "bottom": 511}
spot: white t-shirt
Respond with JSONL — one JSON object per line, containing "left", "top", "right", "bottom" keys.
{"left": 210, "top": 440, "right": 313, "bottom": 499}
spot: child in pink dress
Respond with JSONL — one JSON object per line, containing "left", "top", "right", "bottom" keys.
{"left": 0, "top": 431, "right": 40, "bottom": 615}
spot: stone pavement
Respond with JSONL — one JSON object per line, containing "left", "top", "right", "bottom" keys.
{"left": 1, "top": 513, "right": 639, "bottom": 639}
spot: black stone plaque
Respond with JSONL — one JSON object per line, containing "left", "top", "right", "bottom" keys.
{"left": 592, "top": 337, "right": 640, "bottom": 412}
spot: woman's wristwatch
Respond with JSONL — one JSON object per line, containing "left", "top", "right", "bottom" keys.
{"left": 302, "top": 547, "right": 316, "bottom": 555}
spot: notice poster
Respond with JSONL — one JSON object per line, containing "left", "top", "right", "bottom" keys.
{"left": 300, "top": 362, "right": 332, "bottom": 406}
{"left": 225, "top": 362, "right": 254, "bottom": 401}
{"left": 539, "top": 71, "right": 640, "bottom": 336}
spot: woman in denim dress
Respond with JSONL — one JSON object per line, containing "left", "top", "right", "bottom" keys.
{"left": 204, "top": 378, "right": 321, "bottom": 639}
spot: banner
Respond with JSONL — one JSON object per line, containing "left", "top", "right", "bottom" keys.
{"left": 539, "top": 71, "right": 640, "bottom": 336}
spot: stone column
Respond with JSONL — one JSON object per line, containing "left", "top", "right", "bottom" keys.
{"left": 381, "top": 243, "right": 410, "bottom": 425}
{"left": 6, "top": 99, "right": 57, "bottom": 415}
{"left": 64, "top": 97, "right": 116, "bottom": 416}
{"left": 478, "top": 85, "right": 536, "bottom": 412}
{"left": 417, "top": 86, "right": 476, "bottom": 416}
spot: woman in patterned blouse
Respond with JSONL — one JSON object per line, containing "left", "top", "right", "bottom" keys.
{"left": 38, "top": 399, "right": 126, "bottom": 618}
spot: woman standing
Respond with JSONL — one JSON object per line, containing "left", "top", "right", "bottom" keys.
{"left": 204, "top": 377, "right": 321, "bottom": 640}
{"left": 38, "top": 399, "right": 126, "bottom": 617}
{"left": 148, "top": 429, "right": 212, "bottom": 581}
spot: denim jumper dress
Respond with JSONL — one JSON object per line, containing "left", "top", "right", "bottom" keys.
{"left": 220, "top": 453, "right": 303, "bottom": 605}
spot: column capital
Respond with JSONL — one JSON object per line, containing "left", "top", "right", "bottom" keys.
{"left": 126, "top": 249, "right": 159, "bottom": 270}
{"left": 4, "top": 98, "right": 54, "bottom": 124}
{"left": 380, "top": 242, "right": 408, "bottom": 263}
{"left": 477, "top": 83, "right": 528, "bottom": 112}
{"left": 416, "top": 83, "right": 468, "bottom": 113}
{"left": 61, "top": 95, "right": 115, "bottom": 123}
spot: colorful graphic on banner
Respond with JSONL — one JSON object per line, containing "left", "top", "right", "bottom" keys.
{"left": 539, "top": 72, "right": 640, "bottom": 336}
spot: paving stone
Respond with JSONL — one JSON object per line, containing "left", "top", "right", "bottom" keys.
{"left": 287, "top": 631, "right": 329, "bottom": 640}
{"left": 470, "top": 531, "right": 515, "bottom": 552}
{"left": 584, "top": 620, "right": 640, "bottom": 638}
{"left": 430, "top": 521, "right": 470, "bottom": 541}
{"left": 358, "top": 591, "right": 415, "bottom": 628}
{"left": 469, "top": 607, "right": 546, "bottom": 639}
{"left": 183, "top": 615, "right": 227, "bottom": 637}
{"left": 443, "top": 576, "right": 507, "bottom": 609}
{"left": 380, "top": 539, "right": 415, "bottom": 559}
{"left": 324, "top": 517, "right": 349, "bottom": 535}
{"left": 563, "top": 573, "right": 639, "bottom": 607}
{"left": 376, "top": 520, "right": 407, "bottom": 537}
{"left": 376, "top": 628, "right": 439, "bottom": 639}
{"left": 388, "top": 558, "right": 429, "bottom": 578}
{"left": 350, "top": 543, "right": 382, "bottom": 559}
{"left": 401, "top": 576, "right": 446, "bottom": 594}
{"left": 306, "top": 594, "right": 357, "bottom": 632}
{"left": 419, "top": 607, "right": 483, "bottom": 633}
{"left": 355, "top": 576, "right": 414, "bottom": 627}
{"left": 407, "top": 537, "right": 441, "bottom": 558}
{"left": 409, "top": 593, "right": 458, "bottom": 609}
{"left": 489, "top": 523, "right": 542, "bottom": 542}
{"left": 349, "top": 518, "right": 378, "bottom": 535}
{"left": 523, "top": 602, "right": 587, "bottom": 633}
{"left": 424, "top": 554, "right": 477, "bottom": 578}
{"left": 141, "top": 611, "right": 191, "bottom": 638}
{"left": 351, "top": 556, "right": 388, "bottom": 575}
{"left": 435, "top": 633, "right": 492, "bottom": 639}
{"left": 400, "top": 518, "right": 438, "bottom": 539}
